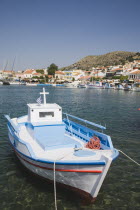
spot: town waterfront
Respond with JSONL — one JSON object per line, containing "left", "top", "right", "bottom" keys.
{"left": 0, "top": 86, "right": 140, "bottom": 210}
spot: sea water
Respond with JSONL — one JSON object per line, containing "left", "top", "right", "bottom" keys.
{"left": 0, "top": 86, "right": 140, "bottom": 210}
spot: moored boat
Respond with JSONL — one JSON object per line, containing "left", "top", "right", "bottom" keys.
{"left": 5, "top": 88, "right": 119, "bottom": 202}
{"left": 64, "top": 81, "right": 80, "bottom": 88}
{"left": 3, "top": 81, "right": 10, "bottom": 85}
{"left": 77, "top": 83, "right": 87, "bottom": 88}
{"left": 87, "top": 81, "right": 103, "bottom": 89}
{"left": 115, "top": 84, "right": 124, "bottom": 90}
{"left": 123, "top": 84, "right": 132, "bottom": 91}
{"left": 132, "top": 83, "right": 140, "bottom": 92}
{"left": 26, "top": 83, "right": 38, "bottom": 86}
{"left": 103, "top": 83, "right": 115, "bottom": 89}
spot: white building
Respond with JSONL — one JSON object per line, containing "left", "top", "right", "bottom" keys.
{"left": 23, "top": 69, "right": 35, "bottom": 79}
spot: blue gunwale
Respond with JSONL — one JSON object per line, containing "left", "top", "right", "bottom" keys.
{"left": 64, "top": 113, "right": 106, "bottom": 130}
{"left": 7, "top": 122, "right": 106, "bottom": 166}
{"left": 6, "top": 115, "right": 119, "bottom": 166}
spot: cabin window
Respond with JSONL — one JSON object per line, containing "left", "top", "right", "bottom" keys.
{"left": 39, "top": 112, "right": 54, "bottom": 118}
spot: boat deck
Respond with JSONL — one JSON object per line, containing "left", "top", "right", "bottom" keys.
{"left": 18, "top": 124, "right": 112, "bottom": 162}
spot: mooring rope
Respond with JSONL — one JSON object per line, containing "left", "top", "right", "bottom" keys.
{"left": 53, "top": 161, "right": 57, "bottom": 210}
{"left": 118, "top": 149, "right": 140, "bottom": 166}
{"left": 53, "top": 149, "right": 76, "bottom": 210}
{"left": 53, "top": 148, "right": 139, "bottom": 210}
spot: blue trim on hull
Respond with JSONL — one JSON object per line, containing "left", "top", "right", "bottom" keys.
{"left": 7, "top": 125, "right": 106, "bottom": 166}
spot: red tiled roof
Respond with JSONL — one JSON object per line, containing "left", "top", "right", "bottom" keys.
{"left": 97, "top": 67, "right": 106, "bottom": 69}
{"left": 24, "top": 69, "right": 34, "bottom": 74}
{"left": 48, "top": 75, "right": 53, "bottom": 78}
{"left": 111, "top": 68, "right": 123, "bottom": 72}
{"left": 129, "top": 70, "right": 140, "bottom": 75}
{"left": 33, "top": 73, "right": 41, "bottom": 76}
{"left": 55, "top": 71, "right": 65, "bottom": 75}
{"left": 3, "top": 70, "right": 14, "bottom": 73}
{"left": 79, "top": 76, "right": 91, "bottom": 80}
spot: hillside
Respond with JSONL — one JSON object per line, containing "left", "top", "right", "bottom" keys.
{"left": 62, "top": 51, "right": 139, "bottom": 70}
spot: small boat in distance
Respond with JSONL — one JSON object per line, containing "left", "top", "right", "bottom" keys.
{"left": 132, "top": 83, "right": 140, "bottom": 92}
{"left": 3, "top": 81, "right": 10, "bottom": 85}
{"left": 64, "top": 81, "right": 80, "bottom": 88}
{"left": 77, "top": 83, "right": 87, "bottom": 88}
{"left": 104, "top": 83, "right": 114, "bottom": 89}
{"left": 26, "top": 83, "right": 38, "bottom": 86}
{"left": 5, "top": 88, "right": 119, "bottom": 202}
{"left": 87, "top": 81, "right": 103, "bottom": 89}
{"left": 116, "top": 84, "right": 124, "bottom": 90}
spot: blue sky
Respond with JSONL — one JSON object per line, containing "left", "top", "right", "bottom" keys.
{"left": 0, "top": 0, "right": 140, "bottom": 71}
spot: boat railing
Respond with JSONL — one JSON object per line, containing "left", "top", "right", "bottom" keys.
{"left": 63, "top": 116, "right": 113, "bottom": 149}
{"left": 63, "top": 113, "right": 106, "bottom": 130}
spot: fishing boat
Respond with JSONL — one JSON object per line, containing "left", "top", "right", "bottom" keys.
{"left": 64, "top": 81, "right": 80, "bottom": 88}
{"left": 123, "top": 84, "right": 132, "bottom": 91}
{"left": 5, "top": 88, "right": 119, "bottom": 202}
{"left": 132, "top": 83, "right": 140, "bottom": 92}
{"left": 115, "top": 84, "right": 124, "bottom": 90}
{"left": 3, "top": 81, "right": 10, "bottom": 85}
{"left": 87, "top": 81, "right": 103, "bottom": 89}
{"left": 26, "top": 83, "right": 38, "bottom": 86}
{"left": 103, "top": 83, "right": 115, "bottom": 89}
{"left": 77, "top": 83, "right": 87, "bottom": 88}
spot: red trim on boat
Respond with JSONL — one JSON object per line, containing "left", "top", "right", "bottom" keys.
{"left": 19, "top": 161, "right": 97, "bottom": 204}
{"left": 16, "top": 151, "right": 102, "bottom": 174}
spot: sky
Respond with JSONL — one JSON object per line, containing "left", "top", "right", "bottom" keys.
{"left": 0, "top": 0, "right": 140, "bottom": 71}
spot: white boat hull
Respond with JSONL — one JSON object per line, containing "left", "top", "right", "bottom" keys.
{"left": 5, "top": 88, "right": 119, "bottom": 203}
{"left": 17, "top": 151, "right": 111, "bottom": 200}
{"left": 8, "top": 130, "right": 113, "bottom": 201}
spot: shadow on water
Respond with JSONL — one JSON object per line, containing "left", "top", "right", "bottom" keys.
{"left": 0, "top": 86, "right": 140, "bottom": 210}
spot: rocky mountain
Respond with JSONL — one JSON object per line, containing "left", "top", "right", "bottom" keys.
{"left": 62, "top": 51, "right": 139, "bottom": 70}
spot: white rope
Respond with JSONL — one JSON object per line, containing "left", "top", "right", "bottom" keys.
{"left": 53, "top": 161, "right": 57, "bottom": 210}
{"left": 118, "top": 149, "right": 140, "bottom": 166}
{"left": 53, "top": 149, "right": 76, "bottom": 210}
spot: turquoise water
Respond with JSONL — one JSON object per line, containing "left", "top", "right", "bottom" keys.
{"left": 0, "top": 86, "right": 140, "bottom": 210}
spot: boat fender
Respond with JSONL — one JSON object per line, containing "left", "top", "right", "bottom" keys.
{"left": 85, "top": 136, "right": 100, "bottom": 150}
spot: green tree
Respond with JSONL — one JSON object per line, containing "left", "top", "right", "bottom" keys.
{"left": 36, "top": 69, "right": 44, "bottom": 74}
{"left": 48, "top": 63, "right": 58, "bottom": 76}
{"left": 45, "top": 75, "right": 48, "bottom": 83}
{"left": 120, "top": 60, "right": 125, "bottom": 65}
{"left": 72, "top": 77, "right": 75, "bottom": 82}
{"left": 39, "top": 76, "right": 44, "bottom": 79}
{"left": 112, "top": 76, "right": 121, "bottom": 79}
{"left": 126, "top": 56, "right": 134, "bottom": 62}
{"left": 136, "top": 52, "right": 140, "bottom": 56}
{"left": 120, "top": 75, "right": 128, "bottom": 82}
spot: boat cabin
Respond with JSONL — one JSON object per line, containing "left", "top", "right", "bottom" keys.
{"left": 26, "top": 88, "right": 65, "bottom": 150}
{"left": 27, "top": 103, "right": 62, "bottom": 124}
{"left": 27, "top": 88, "right": 62, "bottom": 125}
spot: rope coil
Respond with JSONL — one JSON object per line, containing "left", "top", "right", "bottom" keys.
{"left": 85, "top": 136, "right": 101, "bottom": 149}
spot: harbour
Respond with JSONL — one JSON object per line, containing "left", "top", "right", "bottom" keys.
{"left": 0, "top": 85, "right": 140, "bottom": 209}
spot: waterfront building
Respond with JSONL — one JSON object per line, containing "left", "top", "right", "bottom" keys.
{"left": 14, "top": 72, "right": 25, "bottom": 81}
{"left": 110, "top": 68, "right": 124, "bottom": 76}
{"left": 128, "top": 69, "right": 140, "bottom": 82}
{"left": 55, "top": 71, "right": 65, "bottom": 81}
{"left": 23, "top": 69, "right": 36, "bottom": 79}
